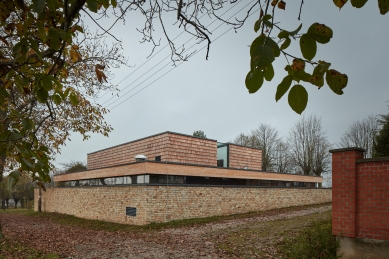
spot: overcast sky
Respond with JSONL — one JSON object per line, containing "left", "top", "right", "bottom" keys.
{"left": 55, "top": 1, "right": 388, "bottom": 168}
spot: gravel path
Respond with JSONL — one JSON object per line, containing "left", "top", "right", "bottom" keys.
{"left": 1, "top": 204, "right": 331, "bottom": 258}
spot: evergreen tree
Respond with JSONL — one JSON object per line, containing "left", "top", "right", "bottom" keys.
{"left": 193, "top": 130, "right": 207, "bottom": 139}
{"left": 373, "top": 117, "right": 389, "bottom": 157}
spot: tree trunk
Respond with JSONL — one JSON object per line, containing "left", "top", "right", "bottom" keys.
{"left": 38, "top": 188, "right": 42, "bottom": 212}
{"left": 0, "top": 145, "right": 6, "bottom": 238}
{"left": 0, "top": 103, "right": 7, "bottom": 238}
{"left": 0, "top": 151, "right": 5, "bottom": 239}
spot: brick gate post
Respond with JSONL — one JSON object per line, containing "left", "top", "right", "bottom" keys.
{"left": 329, "top": 147, "right": 365, "bottom": 238}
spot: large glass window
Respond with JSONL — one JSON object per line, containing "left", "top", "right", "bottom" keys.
{"left": 217, "top": 143, "right": 228, "bottom": 167}
{"left": 57, "top": 175, "right": 319, "bottom": 188}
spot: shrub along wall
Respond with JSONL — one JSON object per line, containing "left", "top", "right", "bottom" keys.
{"left": 35, "top": 186, "right": 331, "bottom": 225}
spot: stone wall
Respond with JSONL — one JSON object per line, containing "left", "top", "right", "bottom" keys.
{"left": 87, "top": 132, "right": 217, "bottom": 170}
{"left": 35, "top": 186, "right": 331, "bottom": 225}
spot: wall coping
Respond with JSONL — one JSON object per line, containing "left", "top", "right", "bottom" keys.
{"left": 59, "top": 160, "right": 323, "bottom": 178}
{"left": 226, "top": 142, "right": 262, "bottom": 151}
{"left": 329, "top": 147, "right": 366, "bottom": 153}
{"left": 357, "top": 156, "right": 389, "bottom": 163}
{"left": 45, "top": 184, "right": 331, "bottom": 190}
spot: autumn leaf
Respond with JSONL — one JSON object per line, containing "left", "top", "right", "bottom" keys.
{"left": 333, "top": 0, "right": 348, "bottom": 9}
{"left": 70, "top": 46, "right": 82, "bottom": 62}
{"left": 0, "top": 37, "right": 8, "bottom": 46}
{"left": 291, "top": 59, "right": 305, "bottom": 71}
{"left": 4, "top": 22, "right": 15, "bottom": 31}
{"left": 95, "top": 64, "right": 107, "bottom": 83}
{"left": 278, "top": 0, "right": 286, "bottom": 10}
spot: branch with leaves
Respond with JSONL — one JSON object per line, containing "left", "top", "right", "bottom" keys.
{"left": 245, "top": 0, "right": 388, "bottom": 114}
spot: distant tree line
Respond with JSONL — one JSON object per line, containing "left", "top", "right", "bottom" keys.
{"left": 1, "top": 174, "right": 34, "bottom": 210}
{"left": 233, "top": 106, "right": 389, "bottom": 185}
{"left": 338, "top": 105, "right": 389, "bottom": 158}
{"left": 233, "top": 115, "right": 331, "bottom": 178}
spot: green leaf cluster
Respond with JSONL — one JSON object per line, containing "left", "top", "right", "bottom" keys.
{"left": 247, "top": 17, "right": 349, "bottom": 114}
{"left": 333, "top": 0, "right": 388, "bottom": 15}
{"left": 246, "top": 17, "right": 280, "bottom": 94}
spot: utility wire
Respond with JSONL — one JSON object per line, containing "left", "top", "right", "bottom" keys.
{"left": 100, "top": 0, "right": 247, "bottom": 106}
{"left": 96, "top": 19, "right": 203, "bottom": 102}
{"left": 108, "top": 7, "right": 259, "bottom": 111}
{"left": 104, "top": 0, "right": 256, "bottom": 109}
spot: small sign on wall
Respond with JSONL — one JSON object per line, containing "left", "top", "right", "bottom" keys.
{"left": 126, "top": 207, "right": 137, "bottom": 216}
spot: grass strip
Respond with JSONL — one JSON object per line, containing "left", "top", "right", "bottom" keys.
{"left": 0, "top": 237, "right": 59, "bottom": 259}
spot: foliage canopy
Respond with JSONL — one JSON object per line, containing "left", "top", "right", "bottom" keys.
{"left": 193, "top": 130, "right": 207, "bottom": 139}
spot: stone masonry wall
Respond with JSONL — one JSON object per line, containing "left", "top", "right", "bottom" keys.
{"left": 228, "top": 144, "right": 262, "bottom": 170}
{"left": 87, "top": 132, "right": 217, "bottom": 170}
{"left": 35, "top": 186, "right": 331, "bottom": 225}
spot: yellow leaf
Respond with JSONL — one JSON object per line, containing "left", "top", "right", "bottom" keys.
{"left": 62, "top": 69, "right": 69, "bottom": 78}
{"left": 70, "top": 48, "right": 82, "bottom": 62}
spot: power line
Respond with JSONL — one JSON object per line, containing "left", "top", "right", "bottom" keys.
{"left": 109, "top": 7, "right": 260, "bottom": 111}
{"left": 104, "top": 0, "right": 257, "bottom": 109}
{"left": 95, "top": 14, "right": 207, "bottom": 102}
{"left": 100, "top": 0, "right": 247, "bottom": 107}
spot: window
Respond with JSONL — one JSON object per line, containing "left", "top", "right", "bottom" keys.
{"left": 155, "top": 156, "right": 161, "bottom": 161}
{"left": 217, "top": 159, "right": 224, "bottom": 167}
{"left": 126, "top": 207, "right": 137, "bottom": 216}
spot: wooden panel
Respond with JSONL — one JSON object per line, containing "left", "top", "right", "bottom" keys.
{"left": 87, "top": 132, "right": 217, "bottom": 170}
{"left": 229, "top": 144, "right": 262, "bottom": 170}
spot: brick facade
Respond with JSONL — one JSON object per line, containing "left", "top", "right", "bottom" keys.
{"left": 35, "top": 186, "right": 331, "bottom": 225}
{"left": 87, "top": 132, "right": 217, "bottom": 170}
{"left": 330, "top": 148, "right": 389, "bottom": 240}
{"left": 87, "top": 132, "right": 262, "bottom": 171}
{"left": 228, "top": 144, "right": 262, "bottom": 170}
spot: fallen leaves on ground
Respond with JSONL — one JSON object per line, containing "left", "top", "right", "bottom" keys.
{"left": 0, "top": 205, "right": 331, "bottom": 259}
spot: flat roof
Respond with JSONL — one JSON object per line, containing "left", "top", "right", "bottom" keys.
{"left": 54, "top": 161, "right": 322, "bottom": 183}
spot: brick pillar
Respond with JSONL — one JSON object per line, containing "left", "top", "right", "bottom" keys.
{"left": 330, "top": 147, "right": 365, "bottom": 237}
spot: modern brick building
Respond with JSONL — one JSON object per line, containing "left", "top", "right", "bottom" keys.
{"left": 36, "top": 131, "right": 329, "bottom": 225}
{"left": 55, "top": 131, "right": 322, "bottom": 188}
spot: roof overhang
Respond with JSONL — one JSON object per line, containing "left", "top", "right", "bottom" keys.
{"left": 54, "top": 161, "right": 322, "bottom": 183}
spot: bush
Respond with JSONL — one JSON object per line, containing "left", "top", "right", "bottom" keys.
{"left": 279, "top": 217, "right": 341, "bottom": 259}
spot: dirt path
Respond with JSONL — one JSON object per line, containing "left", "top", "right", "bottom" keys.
{"left": 1, "top": 204, "right": 331, "bottom": 259}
